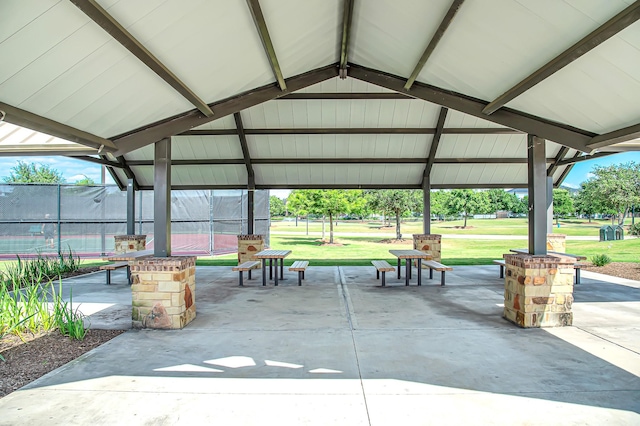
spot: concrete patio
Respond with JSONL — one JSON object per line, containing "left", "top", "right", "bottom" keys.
{"left": 0, "top": 265, "right": 639, "bottom": 425}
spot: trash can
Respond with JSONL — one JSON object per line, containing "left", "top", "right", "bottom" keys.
{"left": 614, "top": 225, "right": 624, "bottom": 240}
{"left": 599, "top": 225, "right": 614, "bottom": 241}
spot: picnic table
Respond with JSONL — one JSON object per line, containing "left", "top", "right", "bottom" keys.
{"left": 389, "top": 249, "right": 432, "bottom": 286}
{"left": 105, "top": 249, "right": 154, "bottom": 284}
{"left": 254, "top": 249, "right": 292, "bottom": 286}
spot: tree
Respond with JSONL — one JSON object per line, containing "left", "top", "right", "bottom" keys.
{"left": 574, "top": 180, "right": 608, "bottom": 223}
{"left": 552, "top": 189, "right": 574, "bottom": 225}
{"left": 487, "top": 189, "right": 521, "bottom": 213}
{"left": 286, "top": 190, "right": 356, "bottom": 242}
{"left": 3, "top": 161, "right": 65, "bottom": 183}
{"left": 445, "top": 189, "right": 489, "bottom": 227}
{"left": 75, "top": 175, "right": 95, "bottom": 185}
{"left": 368, "top": 190, "right": 421, "bottom": 239}
{"left": 269, "top": 196, "right": 286, "bottom": 217}
{"left": 430, "top": 190, "right": 450, "bottom": 220}
{"left": 585, "top": 162, "right": 640, "bottom": 225}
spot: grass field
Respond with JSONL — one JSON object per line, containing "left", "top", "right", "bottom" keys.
{"left": 1, "top": 218, "right": 637, "bottom": 270}
{"left": 199, "top": 217, "right": 639, "bottom": 266}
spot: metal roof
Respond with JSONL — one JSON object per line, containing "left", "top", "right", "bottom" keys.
{"left": 1, "top": 0, "right": 639, "bottom": 190}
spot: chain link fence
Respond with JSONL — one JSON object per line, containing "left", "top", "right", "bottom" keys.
{"left": 0, "top": 184, "right": 269, "bottom": 257}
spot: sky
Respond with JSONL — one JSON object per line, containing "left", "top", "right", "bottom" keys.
{"left": 1, "top": 152, "right": 639, "bottom": 195}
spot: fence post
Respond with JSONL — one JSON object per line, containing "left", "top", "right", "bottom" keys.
{"left": 209, "top": 189, "right": 214, "bottom": 255}
{"left": 57, "top": 184, "right": 61, "bottom": 255}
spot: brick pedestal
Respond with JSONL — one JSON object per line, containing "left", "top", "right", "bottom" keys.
{"left": 114, "top": 234, "right": 147, "bottom": 254}
{"left": 237, "top": 234, "right": 265, "bottom": 264}
{"left": 503, "top": 254, "right": 574, "bottom": 328}
{"left": 130, "top": 256, "right": 196, "bottom": 329}
{"left": 547, "top": 234, "right": 566, "bottom": 253}
{"left": 413, "top": 234, "right": 441, "bottom": 268}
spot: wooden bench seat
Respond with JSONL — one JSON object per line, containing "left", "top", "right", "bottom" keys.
{"left": 372, "top": 260, "right": 395, "bottom": 286}
{"left": 99, "top": 261, "right": 129, "bottom": 285}
{"left": 232, "top": 260, "right": 261, "bottom": 286}
{"left": 289, "top": 260, "right": 309, "bottom": 286}
{"left": 424, "top": 260, "right": 453, "bottom": 286}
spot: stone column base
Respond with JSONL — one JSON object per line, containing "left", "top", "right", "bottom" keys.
{"left": 503, "top": 254, "right": 574, "bottom": 328}
{"left": 237, "top": 234, "right": 265, "bottom": 264}
{"left": 130, "top": 256, "right": 196, "bottom": 329}
{"left": 412, "top": 234, "right": 441, "bottom": 268}
{"left": 547, "top": 233, "right": 566, "bottom": 253}
{"left": 114, "top": 234, "right": 147, "bottom": 254}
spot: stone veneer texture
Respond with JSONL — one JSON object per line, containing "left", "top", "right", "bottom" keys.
{"left": 114, "top": 234, "right": 147, "bottom": 254}
{"left": 546, "top": 233, "right": 566, "bottom": 253}
{"left": 130, "top": 256, "right": 196, "bottom": 329}
{"left": 237, "top": 234, "right": 265, "bottom": 265}
{"left": 503, "top": 254, "right": 574, "bottom": 328}
{"left": 413, "top": 234, "right": 441, "bottom": 267}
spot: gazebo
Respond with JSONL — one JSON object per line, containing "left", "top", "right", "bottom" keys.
{"left": 1, "top": 0, "right": 639, "bottom": 327}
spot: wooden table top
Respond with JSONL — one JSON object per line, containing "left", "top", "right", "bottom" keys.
{"left": 106, "top": 249, "right": 154, "bottom": 261}
{"left": 389, "top": 249, "right": 432, "bottom": 259}
{"left": 254, "top": 249, "right": 292, "bottom": 259}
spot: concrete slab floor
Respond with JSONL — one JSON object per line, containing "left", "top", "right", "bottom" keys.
{"left": 0, "top": 265, "right": 639, "bottom": 425}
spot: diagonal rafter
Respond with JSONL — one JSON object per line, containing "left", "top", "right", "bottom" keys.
{"left": 234, "top": 112, "right": 256, "bottom": 189}
{"left": 587, "top": 122, "right": 640, "bottom": 150}
{"left": 424, "top": 107, "right": 449, "bottom": 180}
{"left": 0, "top": 102, "right": 116, "bottom": 152}
{"left": 483, "top": 1, "right": 640, "bottom": 115}
{"left": 339, "top": 0, "right": 355, "bottom": 79}
{"left": 71, "top": 155, "right": 123, "bottom": 168}
{"left": 117, "top": 156, "right": 139, "bottom": 190}
{"left": 405, "top": 0, "right": 464, "bottom": 90}
{"left": 112, "top": 64, "right": 339, "bottom": 156}
{"left": 546, "top": 146, "right": 569, "bottom": 177}
{"left": 70, "top": 0, "right": 213, "bottom": 117}
{"left": 101, "top": 155, "right": 124, "bottom": 190}
{"left": 246, "top": 0, "right": 287, "bottom": 90}
{"left": 348, "top": 64, "right": 594, "bottom": 152}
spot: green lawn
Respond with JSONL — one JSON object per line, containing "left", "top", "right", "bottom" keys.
{"left": 272, "top": 217, "right": 620, "bottom": 237}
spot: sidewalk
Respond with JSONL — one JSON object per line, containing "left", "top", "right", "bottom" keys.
{"left": 0, "top": 266, "right": 638, "bottom": 425}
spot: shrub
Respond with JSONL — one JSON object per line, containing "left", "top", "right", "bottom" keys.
{"left": 629, "top": 223, "right": 640, "bottom": 237}
{"left": 591, "top": 254, "right": 612, "bottom": 267}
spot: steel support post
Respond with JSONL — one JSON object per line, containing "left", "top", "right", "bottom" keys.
{"left": 248, "top": 190, "right": 255, "bottom": 235}
{"left": 154, "top": 138, "right": 171, "bottom": 257}
{"left": 422, "top": 177, "right": 431, "bottom": 234}
{"left": 127, "top": 178, "right": 135, "bottom": 235}
{"left": 527, "top": 135, "right": 548, "bottom": 255}
{"left": 547, "top": 176, "right": 554, "bottom": 233}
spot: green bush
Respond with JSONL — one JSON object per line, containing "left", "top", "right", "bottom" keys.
{"left": 629, "top": 223, "right": 640, "bottom": 236}
{"left": 591, "top": 254, "right": 612, "bottom": 267}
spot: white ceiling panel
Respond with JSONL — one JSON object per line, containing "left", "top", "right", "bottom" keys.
{"left": 125, "top": 145, "right": 154, "bottom": 162}
{"left": 444, "top": 110, "right": 514, "bottom": 129}
{"left": 260, "top": 0, "right": 340, "bottom": 78}
{"left": 171, "top": 136, "right": 243, "bottom": 160}
{"left": 506, "top": 23, "right": 640, "bottom": 134}
{"left": 191, "top": 115, "right": 238, "bottom": 131}
{"left": 350, "top": 0, "right": 453, "bottom": 78}
{"left": 248, "top": 134, "right": 429, "bottom": 159}
{"left": 0, "top": 0, "right": 193, "bottom": 138}
{"left": 437, "top": 134, "right": 528, "bottom": 159}
{"left": 431, "top": 164, "right": 528, "bottom": 186}
{"left": 241, "top": 98, "right": 440, "bottom": 128}
{"left": 100, "top": 0, "right": 275, "bottom": 104}
{"left": 297, "top": 79, "right": 395, "bottom": 93}
{"left": 131, "top": 165, "right": 246, "bottom": 187}
{"left": 416, "top": 0, "right": 633, "bottom": 101}
{"left": 254, "top": 164, "right": 423, "bottom": 186}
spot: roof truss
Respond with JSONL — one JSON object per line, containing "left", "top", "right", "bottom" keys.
{"left": 70, "top": 0, "right": 214, "bottom": 117}
{"left": 246, "top": 0, "right": 287, "bottom": 90}
{"left": 234, "top": 113, "right": 256, "bottom": 189}
{"left": 339, "top": 0, "right": 355, "bottom": 78}
{"left": 405, "top": 0, "right": 465, "bottom": 90}
{"left": 482, "top": 1, "right": 640, "bottom": 115}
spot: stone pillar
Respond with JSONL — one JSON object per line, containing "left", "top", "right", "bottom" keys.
{"left": 130, "top": 256, "right": 196, "bottom": 329}
{"left": 114, "top": 234, "right": 147, "bottom": 254}
{"left": 547, "top": 234, "right": 566, "bottom": 253}
{"left": 237, "top": 234, "right": 265, "bottom": 264}
{"left": 413, "top": 234, "right": 441, "bottom": 268}
{"left": 503, "top": 254, "right": 574, "bottom": 328}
